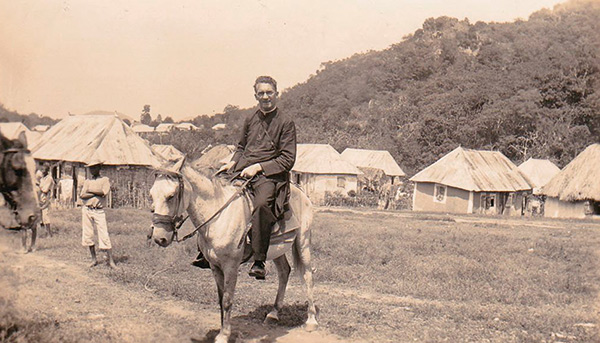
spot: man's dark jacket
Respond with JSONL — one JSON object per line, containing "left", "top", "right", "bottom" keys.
{"left": 231, "top": 108, "right": 296, "bottom": 218}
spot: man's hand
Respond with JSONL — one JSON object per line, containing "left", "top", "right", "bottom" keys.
{"left": 241, "top": 163, "right": 263, "bottom": 178}
{"left": 217, "top": 160, "right": 236, "bottom": 174}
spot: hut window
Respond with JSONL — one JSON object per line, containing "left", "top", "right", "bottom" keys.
{"left": 434, "top": 184, "right": 446, "bottom": 203}
{"left": 337, "top": 176, "right": 346, "bottom": 188}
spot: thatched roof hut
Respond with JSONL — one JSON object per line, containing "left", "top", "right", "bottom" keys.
{"left": 31, "top": 114, "right": 164, "bottom": 167}
{"left": 518, "top": 158, "right": 561, "bottom": 194}
{"left": 31, "top": 114, "right": 166, "bottom": 208}
{"left": 152, "top": 144, "right": 185, "bottom": 162}
{"left": 192, "top": 144, "right": 235, "bottom": 171}
{"left": 0, "top": 122, "right": 41, "bottom": 147}
{"left": 410, "top": 147, "right": 531, "bottom": 192}
{"left": 341, "top": 148, "right": 405, "bottom": 177}
{"left": 540, "top": 144, "right": 600, "bottom": 202}
{"left": 293, "top": 144, "right": 362, "bottom": 175}
{"left": 410, "top": 147, "right": 531, "bottom": 215}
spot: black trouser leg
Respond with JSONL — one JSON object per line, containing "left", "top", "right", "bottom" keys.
{"left": 251, "top": 180, "right": 277, "bottom": 261}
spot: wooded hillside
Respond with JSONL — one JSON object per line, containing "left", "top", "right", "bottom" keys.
{"left": 277, "top": 0, "right": 599, "bottom": 174}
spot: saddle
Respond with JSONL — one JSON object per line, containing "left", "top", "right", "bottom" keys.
{"left": 239, "top": 191, "right": 301, "bottom": 263}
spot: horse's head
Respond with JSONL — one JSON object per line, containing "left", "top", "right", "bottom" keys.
{"left": 149, "top": 158, "right": 190, "bottom": 247}
{"left": 0, "top": 131, "right": 39, "bottom": 228}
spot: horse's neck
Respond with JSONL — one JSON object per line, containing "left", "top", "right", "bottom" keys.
{"left": 181, "top": 166, "right": 235, "bottom": 224}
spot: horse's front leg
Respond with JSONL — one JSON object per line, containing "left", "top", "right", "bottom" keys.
{"left": 214, "top": 264, "right": 239, "bottom": 343}
{"left": 265, "top": 254, "right": 291, "bottom": 324}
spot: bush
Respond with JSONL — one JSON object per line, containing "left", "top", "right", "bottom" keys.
{"left": 324, "top": 191, "right": 379, "bottom": 207}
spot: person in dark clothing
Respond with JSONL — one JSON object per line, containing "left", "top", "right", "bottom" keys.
{"left": 192, "top": 76, "right": 296, "bottom": 279}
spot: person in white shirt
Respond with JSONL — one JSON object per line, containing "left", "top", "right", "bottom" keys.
{"left": 80, "top": 160, "right": 116, "bottom": 268}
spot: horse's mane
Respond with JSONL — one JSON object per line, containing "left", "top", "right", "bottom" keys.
{"left": 182, "top": 164, "right": 234, "bottom": 202}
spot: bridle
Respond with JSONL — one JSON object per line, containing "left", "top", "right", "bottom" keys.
{"left": 151, "top": 172, "right": 253, "bottom": 243}
{"left": 151, "top": 172, "right": 187, "bottom": 240}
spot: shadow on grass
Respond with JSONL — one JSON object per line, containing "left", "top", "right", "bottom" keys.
{"left": 113, "top": 254, "right": 130, "bottom": 264}
{"left": 191, "top": 303, "right": 309, "bottom": 343}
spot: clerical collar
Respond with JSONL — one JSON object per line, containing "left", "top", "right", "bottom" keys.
{"left": 259, "top": 107, "right": 278, "bottom": 116}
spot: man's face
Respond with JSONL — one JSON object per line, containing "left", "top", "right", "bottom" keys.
{"left": 254, "top": 82, "right": 278, "bottom": 113}
{"left": 89, "top": 165, "right": 101, "bottom": 177}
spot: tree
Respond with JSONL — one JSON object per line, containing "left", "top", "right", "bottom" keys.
{"left": 140, "top": 105, "right": 151, "bottom": 125}
{"left": 163, "top": 116, "right": 174, "bottom": 123}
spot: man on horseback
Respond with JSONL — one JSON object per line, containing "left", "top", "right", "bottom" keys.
{"left": 193, "top": 76, "right": 296, "bottom": 279}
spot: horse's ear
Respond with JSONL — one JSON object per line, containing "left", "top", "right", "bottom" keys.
{"left": 172, "top": 155, "right": 186, "bottom": 172}
{"left": 17, "top": 131, "right": 28, "bottom": 148}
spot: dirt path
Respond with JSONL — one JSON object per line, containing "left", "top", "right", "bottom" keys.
{"left": 0, "top": 232, "right": 351, "bottom": 343}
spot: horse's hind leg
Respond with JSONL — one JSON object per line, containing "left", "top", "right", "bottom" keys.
{"left": 293, "top": 241, "right": 318, "bottom": 332}
{"left": 265, "top": 254, "right": 291, "bottom": 324}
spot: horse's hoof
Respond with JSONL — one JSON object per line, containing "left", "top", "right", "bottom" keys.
{"left": 304, "top": 321, "right": 318, "bottom": 332}
{"left": 214, "top": 333, "right": 228, "bottom": 343}
{"left": 264, "top": 312, "right": 279, "bottom": 324}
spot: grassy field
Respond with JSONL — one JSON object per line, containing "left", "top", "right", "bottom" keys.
{"left": 7, "top": 207, "right": 600, "bottom": 342}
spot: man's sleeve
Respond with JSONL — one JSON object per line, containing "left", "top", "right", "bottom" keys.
{"left": 231, "top": 115, "right": 250, "bottom": 164}
{"left": 260, "top": 119, "right": 296, "bottom": 176}
{"left": 101, "top": 178, "right": 111, "bottom": 196}
{"left": 80, "top": 180, "right": 89, "bottom": 196}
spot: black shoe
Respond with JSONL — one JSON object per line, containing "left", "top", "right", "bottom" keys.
{"left": 249, "top": 261, "right": 266, "bottom": 280}
{"left": 191, "top": 252, "right": 210, "bottom": 269}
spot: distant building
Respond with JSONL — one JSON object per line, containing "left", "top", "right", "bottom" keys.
{"left": 518, "top": 158, "right": 561, "bottom": 216}
{"left": 212, "top": 123, "right": 227, "bottom": 131}
{"left": 131, "top": 124, "right": 155, "bottom": 134}
{"left": 192, "top": 144, "right": 236, "bottom": 172}
{"left": 155, "top": 123, "right": 176, "bottom": 133}
{"left": 32, "top": 124, "right": 50, "bottom": 132}
{"left": 410, "top": 147, "right": 531, "bottom": 215}
{"left": 0, "top": 122, "right": 41, "bottom": 147}
{"left": 540, "top": 144, "right": 600, "bottom": 219}
{"left": 518, "top": 158, "right": 560, "bottom": 194}
{"left": 31, "top": 114, "right": 165, "bottom": 209}
{"left": 291, "top": 144, "right": 363, "bottom": 205}
{"left": 175, "top": 122, "right": 198, "bottom": 131}
{"left": 152, "top": 144, "right": 185, "bottom": 162}
{"left": 341, "top": 148, "right": 406, "bottom": 185}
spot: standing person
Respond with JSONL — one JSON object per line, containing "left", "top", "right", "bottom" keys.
{"left": 38, "top": 163, "right": 55, "bottom": 237}
{"left": 192, "top": 76, "right": 296, "bottom": 280}
{"left": 80, "top": 160, "right": 117, "bottom": 268}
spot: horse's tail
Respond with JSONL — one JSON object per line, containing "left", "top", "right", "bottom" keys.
{"left": 291, "top": 188, "right": 313, "bottom": 277}
{"left": 291, "top": 237, "right": 304, "bottom": 276}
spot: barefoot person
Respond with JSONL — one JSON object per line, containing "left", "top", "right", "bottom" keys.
{"left": 80, "top": 159, "right": 116, "bottom": 268}
{"left": 193, "top": 76, "right": 296, "bottom": 279}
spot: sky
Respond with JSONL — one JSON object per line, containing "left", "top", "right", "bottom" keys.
{"left": 0, "top": 0, "right": 566, "bottom": 121}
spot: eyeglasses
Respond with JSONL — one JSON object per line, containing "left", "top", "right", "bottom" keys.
{"left": 256, "top": 91, "right": 276, "bottom": 97}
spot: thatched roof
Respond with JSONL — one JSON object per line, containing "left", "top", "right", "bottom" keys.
{"left": 518, "top": 158, "right": 560, "bottom": 193}
{"left": 131, "top": 124, "right": 155, "bottom": 133}
{"left": 341, "top": 148, "right": 405, "bottom": 177}
{"left": 191, "top": 144, "right": 235, "bottom": 170}
{"left": 155, "top": 123, "right": 175, "bottom": 132}
{"left": 540, "top": 144, "right": 600, "bottom": 201}
{"left": 82, "top": 110, "right": 134, "bottom": 123}
{"left": 0, "top": 122, "right": 41, "bottom": 147}
{"left": 410, "top": 147, "right": 531, "bottom": 192}
{"left": 31, "top": 114, "right": 165, "bottom": 167}
{"left": 152, "top": 144, "right": 185, "bottom": 162}
{"left": 292, "top": 144, "right": 362, "bottom": 175}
